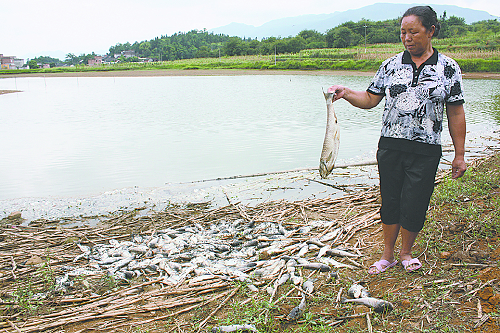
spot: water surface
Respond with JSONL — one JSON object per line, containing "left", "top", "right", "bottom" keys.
{"left": 1, "top": 74, "right": 499, "bottom": 220}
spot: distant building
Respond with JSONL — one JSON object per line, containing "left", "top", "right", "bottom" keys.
{"left": 114, "top": 50, "right": 136, "bottom": 59}
{"left": 88, "top": 55, "right": 103, "bottom": 66}
{"left": 102, "top": 55, "right": 115, "bottom": 64}
{"left": 0, "top": 54, "right": 24, "bottom": 70}
{"left": 13, "top": 58, "right": 24, "bottom": 68}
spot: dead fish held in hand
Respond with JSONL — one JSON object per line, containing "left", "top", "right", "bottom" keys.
{"left": 319, "top": 90, "right": 340, "bottom": 178}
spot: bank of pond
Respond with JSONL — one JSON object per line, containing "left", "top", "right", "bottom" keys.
{"left": 2, "top": 54, "right": 500, "bottom": 76}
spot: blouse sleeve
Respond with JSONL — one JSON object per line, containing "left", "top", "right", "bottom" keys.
{"left": 367, "top": 61, "right": 388, "bottom": 96}
{"left": 445, "top": 59, "right": 465, "bottom": 105}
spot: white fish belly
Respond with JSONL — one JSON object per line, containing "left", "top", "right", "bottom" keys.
{"left": 319, "top": 93, "right": 340, "bottom": 178}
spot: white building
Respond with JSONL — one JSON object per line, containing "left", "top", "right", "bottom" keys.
{"left": 0, "top": 54, "right": 25, "bottom": 69}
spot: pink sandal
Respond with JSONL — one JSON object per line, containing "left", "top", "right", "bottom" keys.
{"left": 402, "top": 258, "right": 422, "bottom": 272}
{"left": 368, "top": 259, "right": 398, "bottom": 274}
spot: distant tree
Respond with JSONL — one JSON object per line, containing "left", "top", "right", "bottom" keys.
{"left": 139, "top": 41, "right": 152, "bottom": 57}
{"left": 129, "top": 56, "right": 140, "bottom": 62}
{"left": 244, "top": 39, "right": 259, "bottom": 55}
{"left": 30, "top": 56, "right": 62, "bottom": 66}
{"left": 326, "top": 26, "right": 361, "bottom": 48}
{"left": 449, "top": 25, "right": 468, "bottom": 37}
{"left": 298, "top": 29, "right": 323, "bottom": 41}
{"left": 298, "top": 29, "right": 326, "bottom": 49}
{"left": 223, "top": 37, "right": 245, "bottom": 56}
{"left": 471, "top": 19, "right": 500, "bottom": 35}
{"left": 78, "top": 53, "right": 96, "bottom": 65}
{"left": 286, "top": 36, "right": 307, "bottom": 53}
{"left": 195, "top": 45, "right": 210, "bottom": 58}
{"left": 447, "top": 16, "right": 466, "bottom": 26}
{"left": 306, "top": 41, "right": 326, "bottom": 49}
{"left": 493, "top": 23, "right": 500, "bottom": 37}
{"left": 65, "top": 53, "right": 78, "bottom": 65}
{"left": 274, "top": 38, "right": 289, "bottom": 54}
{"left": 28, "top": 59, "right": 39, "bottom": 69}
{"left": 260, "top": 37, "right": 278, "bottom": 55}
{"left": 439, "top": 14, "right": 468, "bottom": 38}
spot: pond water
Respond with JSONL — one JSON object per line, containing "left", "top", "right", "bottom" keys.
{"left": 1, "top": 74, "right": 499, "bottom": 221}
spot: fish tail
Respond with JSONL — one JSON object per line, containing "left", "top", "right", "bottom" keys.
{"left": 323, "top": 91, "right": 334, "bottom": 101}
{"left": 322, "top": 88, "right": 335, "bottom": 100}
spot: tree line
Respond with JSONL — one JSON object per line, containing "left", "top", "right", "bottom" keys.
{"left": 106, "top": 14, "right": 499, "bottom": 61}
{"left": 29, "top": 14, "right": 500, "bottom": 67}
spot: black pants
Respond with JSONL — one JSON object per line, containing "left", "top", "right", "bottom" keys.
{"left": 377, "top": 148, "right": 441, "bottom": 233}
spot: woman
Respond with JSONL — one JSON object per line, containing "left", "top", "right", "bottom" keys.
{"left": 328, "top": 5, "right": 466, "bottom": 274}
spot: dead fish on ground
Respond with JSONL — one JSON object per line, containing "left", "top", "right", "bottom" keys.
{"left": 302, "top": 278, "right": 316, "bottom": 295}
{"left": 324, "top": 248, "right": 361, "bottom": 258}
{"left": 287, "top": 295, "right": 307, "bottom": 321}
{"left": 297, "top": 244, "right": 309, "bottom": 257}
{"left": 286, "top": 259, "right": 296, "bottom": 273}
{"left": 211, "top": 324, "right": 258, "bottom": 332}
{"left": 296, "top": 262, "right": 331, "bottom": 272}
{"left": 306, "top": 238, "right": 325, "bottom": 247}
{"left": 341, "top": 296, "right": 394, "bottom": 313}
{"left": 319, "top": 90, "right": 340, "bottom": 178}
{"left": 317, "top": 245, "right": 331, "bottom": 258}
{"left": 318, "top": 257, "right": 356, "bottom": 269}
{"left": 327, "top": 271, "right": 339, "bottom": 281}
{"left": 319, "top": 228, "right": 341, "bottom": 243}
{"left": 73, "top": 243, "right": 91, "bottom": 262}
{"left": 268, "top": 273, "right": 291, "bottom": 296}
{"left": 288, "top": 278, "right": 316, "bottom": 320}
{"left": 347, "top": 282, "right": 371, "bottom": 299}
{"left": 290, "top": 272, "right": 302, "bottom": 285}
{"left": 275, "top": 273, "right": 291, "bottom": 287}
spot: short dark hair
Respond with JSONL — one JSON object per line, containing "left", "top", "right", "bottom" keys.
{"left": 402, "top": 5, "right": 441, "bottom": 37}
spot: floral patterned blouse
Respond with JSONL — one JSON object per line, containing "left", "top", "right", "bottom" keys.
{"left": 367, "top": 48, "right": 464, "bottom": 153}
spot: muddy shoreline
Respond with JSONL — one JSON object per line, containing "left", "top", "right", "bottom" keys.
{"left": 1, "top": 151, "right": 499, "bottom": 333}
{"left": 1, "top": 68, "right": 499, "bottom": 79}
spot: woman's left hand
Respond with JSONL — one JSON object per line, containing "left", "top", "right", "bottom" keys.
{"left": 446, "top": 104, "right": 467, "bottom": 179}
{"left": 452, "top": 156, "right": 466, "bottom": 179}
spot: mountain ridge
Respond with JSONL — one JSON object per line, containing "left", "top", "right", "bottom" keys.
{"left": 210, "top": 3, "right": 499, "bottom": 39}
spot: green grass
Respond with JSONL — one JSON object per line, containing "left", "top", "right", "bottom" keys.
{"left": 428, "top": 158, "right": 500, "bottom": 240}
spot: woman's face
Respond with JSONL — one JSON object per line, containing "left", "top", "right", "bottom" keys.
{"left": 400, "top": 15, "right": 435, "bottom": 57}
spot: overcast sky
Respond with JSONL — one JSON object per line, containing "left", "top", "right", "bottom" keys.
{"left": 2, "top": 0, "right": 499, "bottom": 61}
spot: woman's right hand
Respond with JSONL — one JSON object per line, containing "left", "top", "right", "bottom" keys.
{"left": 328, "top": 85, "right": 383, "bottom": 109}
{"left": 327, "top": 85, "right": 347, "bottom": 102}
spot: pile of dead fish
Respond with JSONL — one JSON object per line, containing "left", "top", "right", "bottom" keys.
{"left": 60, "top": 218, "right": 393, "bottom": 326}
{"left": 64, "top": 219, "right": 353, "bottom": 289}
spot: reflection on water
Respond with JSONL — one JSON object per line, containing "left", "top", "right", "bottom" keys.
{"left": 0, "top": 74, "right": 499, "bottom": 220}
